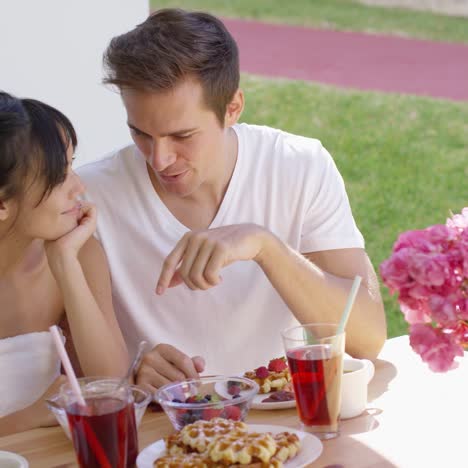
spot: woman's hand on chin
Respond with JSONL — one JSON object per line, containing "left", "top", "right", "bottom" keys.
{"left": 45, "top": 202, "right": 97, "bottom": 271}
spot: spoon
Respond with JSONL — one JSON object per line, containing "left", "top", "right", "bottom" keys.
{"left": 116, "top": 340, "right": 148, "bottom": 390}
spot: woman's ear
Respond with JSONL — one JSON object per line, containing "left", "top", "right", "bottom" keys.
{"left": 0, "top": 199, "right": 11, "bottom": 221}
{"left": 224, "top": 89, "right": 244, "bottom": 127}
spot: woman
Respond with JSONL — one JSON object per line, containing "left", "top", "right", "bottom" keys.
{"left": 0, "top": 91, "right": 129, "bottom": 435}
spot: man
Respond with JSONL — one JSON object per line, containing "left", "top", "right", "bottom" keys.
{"left": 78, "top": 8, "right": 386, "bottom": 391}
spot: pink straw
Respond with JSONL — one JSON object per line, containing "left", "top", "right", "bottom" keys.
{"left": 49, "top": 325, "right": 86, "bottom": 406}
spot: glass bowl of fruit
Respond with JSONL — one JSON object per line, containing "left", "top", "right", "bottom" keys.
{"left": 155, "top": 375, "right": 259, "bottom": 430}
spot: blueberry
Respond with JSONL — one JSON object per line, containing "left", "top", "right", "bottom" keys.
{"left": 176, "top": 413, "right": 186, "bottom": 427}
{"left": 191, "top": 409, "right": 203, "bottom": 418}
{"left": 172, "top": 398, "right": 183, "bottom": 403}
{"left": 198, "top": 398, "right": 209, "bottom": 404}
{"left": 188, "top": 413, "right": 199, "bottom": 424}
{"left": 204, "top": 394, "right": 212, "bottom": 401}
{"left": 232, "top": 394, "right": 241, "bottom": 399}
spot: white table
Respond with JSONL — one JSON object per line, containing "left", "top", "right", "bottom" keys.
{"left": 0, "top": 336, "right": 465, "bottom": 467}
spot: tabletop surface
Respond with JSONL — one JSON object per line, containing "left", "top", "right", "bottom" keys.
{"left": 0, "top": 335, "right": 466, "bottom": 467}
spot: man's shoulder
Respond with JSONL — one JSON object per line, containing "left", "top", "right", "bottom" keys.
{"left": 77, "top": 144, "right": 137, "bottom": 182}
{"left": 236, "top": 123, "right": 330, "bottom": 172}
{"left": 237, "top": 123, "right": 325, "bottom": 158}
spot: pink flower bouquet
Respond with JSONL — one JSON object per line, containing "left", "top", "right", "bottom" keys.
{"left": 380, "top": 208, "right": 468, "bottom": 372}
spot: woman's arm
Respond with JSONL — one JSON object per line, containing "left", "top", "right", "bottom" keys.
{"left": 0, "top": 376, "right": 66, "bottom": 436}
{"left": 45, "top": 203, "right": 129, "bottom": 377}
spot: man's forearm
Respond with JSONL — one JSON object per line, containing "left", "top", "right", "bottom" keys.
{"left": 255, "top": 232, "right": 386, "bottom": 360}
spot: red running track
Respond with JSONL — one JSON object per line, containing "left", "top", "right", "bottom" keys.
{"left": 223, "top": 18, "right": 468, "bottom": 102}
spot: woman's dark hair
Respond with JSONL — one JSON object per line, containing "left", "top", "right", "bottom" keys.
{"left": 103, "top": 8, "right": 239, "bottom": 125}
{"left": 0, "top": 91, "right": 77, "bottom": 205}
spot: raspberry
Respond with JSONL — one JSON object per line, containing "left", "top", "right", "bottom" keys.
{"left": 268, "top": 357, "right": 288, "bottom": 372}
{"left": 202, "top": 408, "right": 223, "bottom": 420}
{"left": 255, "top": 366, "right": 270, "bottom": 379}
{"left": 222, "top": 405, "right": 242, "bottom": 421}
{"left": 227, "top": 380, "right": 241, "bottom": 395}
{"left": 228, "top": 384, "right": 241, "bottom": 396}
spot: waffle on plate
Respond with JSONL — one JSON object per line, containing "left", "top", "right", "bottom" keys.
{"left": 155, "top": 417, "right": 301, "bottom": 467}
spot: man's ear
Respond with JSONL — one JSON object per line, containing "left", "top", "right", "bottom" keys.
{"left": 224, "top": 89, "right": 244, "bottom": 127}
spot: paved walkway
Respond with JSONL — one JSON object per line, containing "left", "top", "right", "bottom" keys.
{"left": 223, "top": 18, "right": 468, "bottom": 102}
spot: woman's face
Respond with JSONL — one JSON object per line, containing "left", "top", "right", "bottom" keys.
{"left": 10, "top": 145, "right": 85, "bottom": 241}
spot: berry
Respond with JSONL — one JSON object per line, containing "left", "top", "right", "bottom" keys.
{"left": 255, "top": 366, "right": 270, "bottom": 379}
{"left": 228, "top": 384, "right": 241, "bottom": 396}
{"left": 172, "top": 398, "right": 183, "bottom": 403}
{"left": 222, "top": 405, "right": 242, "bottom": 421}
{"left": 227, "top": 381, "right": 241, "bottom": 396}
{"left": 186, "top": 412, "right": 199, "bottom": 424}
{"left": 175, "top": 409, "right": 188, "bottom": 427}
{"left": 202, "top": 408, "right": 223, "bottom": 420}
{"left": 268, "top": 357, "right": 288, "bottom": 373}
{"left": 185, "top": 396, "right": 198, "bottom": 404}
{"left": 204, "top": 394, "right": 212, "bottom": 401}
{"left": 232, "top": 394, "right": 241, "bottom": 399}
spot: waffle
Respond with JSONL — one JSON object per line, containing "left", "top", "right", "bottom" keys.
{"left": 159, "top": 419, "right": 301, "bottom": 468}
{"left": 179, "top": 417, "right": 249, "bottom": 454}
{"left": 166, "top": 431, "right": 191, "bottom": 456}
{"left": 206, "top": 432, "right": 277, "bottom": 465}
{"left": 243, "top": 369, "right": 291, "bottom": 394}
{"left": 153, "top": 452, "right": 211, "bottom": 467}
{"left": 272, "top": 432, "right": 300, "bottom": 463}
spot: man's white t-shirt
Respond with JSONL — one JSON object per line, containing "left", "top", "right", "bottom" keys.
{"left": 78, "top": 123, "right": 364, "bottom": 375}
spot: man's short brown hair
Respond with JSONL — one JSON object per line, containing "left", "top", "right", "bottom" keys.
{"left": 103, "top": 8, "right": 240, "bottom": 125}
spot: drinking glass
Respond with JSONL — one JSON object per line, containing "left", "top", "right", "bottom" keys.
{"left": 61, "top": 378, "right": 136, "bottom": 468}
{"left": 282, "top": 323, "right": 345, "bottom": 439}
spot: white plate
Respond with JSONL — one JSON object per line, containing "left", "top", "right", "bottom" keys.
{"left": 214, "top": 381, "right": 296, "bottom": 411}
{"left": 137, "top": 423, "right": 323, "bottom": 468}
{"left": 0, "top": 450, "right": 29, "bottom": 467}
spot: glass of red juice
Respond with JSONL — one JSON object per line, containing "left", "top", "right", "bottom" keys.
{"left": 61, "top": 378, "right": 140, "bottom": 468}
{"left": 282, "top": 323, "right": 345, "bottom": 440}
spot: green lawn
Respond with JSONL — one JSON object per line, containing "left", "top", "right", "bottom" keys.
{"left": 240, "top": 75, "right": 467, "bottom": 337}
{"left": 152, "top": 0, "right": 468, "bottom": 44}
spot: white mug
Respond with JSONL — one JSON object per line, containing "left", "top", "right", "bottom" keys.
{"left": 0, "top": 451, "right": 29, "bottom": 468}
{"left": 340, "top": 358, "right": 375, "bottom": 419}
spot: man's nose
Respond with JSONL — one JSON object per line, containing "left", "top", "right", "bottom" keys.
{"left": 151, "top": 138, "right": 176, "bottom": 171}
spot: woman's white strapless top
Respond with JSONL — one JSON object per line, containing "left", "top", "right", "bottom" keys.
{"left": 0, "top": 331, "right": 61, "bottom": 417}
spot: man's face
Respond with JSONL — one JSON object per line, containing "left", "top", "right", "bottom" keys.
{"left": 121, "top": 79, "right": 228, "bottom": 199}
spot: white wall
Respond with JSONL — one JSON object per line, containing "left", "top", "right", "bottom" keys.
{"left": 0, "top": 0, "right": 149, "bottom": 166}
